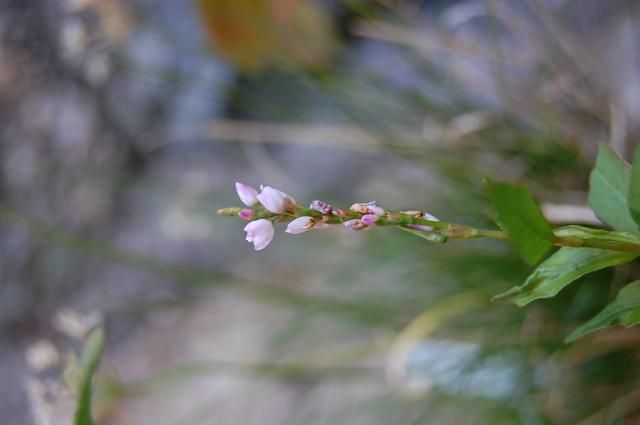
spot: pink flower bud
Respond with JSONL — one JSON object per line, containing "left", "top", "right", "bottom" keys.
{"left": 350, "top": 201, "right": 384, "bottom": 216}
{"left": 238, "top": 209, "right": 254, "bottom": 220}
{"left": 361, "top": 214, "right": 380, "bottom": 226}
{"left": 349, "top": 203, "right": 368, "bottom": 214}
{"left": 257, "top": 186, "right": 296, "bottom": 213}
{"left": 366, "top": 204, "right": 385, "bottom": 216}
{"left": 235, "top": 182, "right": 259, "bottom": 206}
{"left": 244, "top": 219, "right": 275, "bottom": 250}
{"left": 344, "top": 219, "right": 367, "bottom": 231}
{"left": 310, "top": 200, "right": 332, "bottom": 214}
{"left": 286, "top": 216, "right": 315, "bottom": 235}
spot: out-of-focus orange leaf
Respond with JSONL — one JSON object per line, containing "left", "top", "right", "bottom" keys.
{"left": 66, "top": 0, "right": 133, "bottom": 44}
{"left": 198, "top": 0, "right": 336, "bottom": 71}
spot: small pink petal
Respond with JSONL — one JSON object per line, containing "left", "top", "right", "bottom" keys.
{"left": 309, "top": 200, "right": 332, "bottom": 214}
{"left": 349, "top": 203, "right": 368, "bottom": 214}
{"left": 367, "top": 205, "right": 385, "bottom": 216}
{"left": 361, "top": 214, "right": 380, "bottom": 226}
{"left": 243, "top": 219, "right": 275, "bottom": 250}
{"left": 238, "top": 209, "right": 254, "bottom": 220}
{"left": 344, "top": 219, "right": 367, "bottom": 231}
{"left": 235, "top": 182, "right": 259, "bottom": 206}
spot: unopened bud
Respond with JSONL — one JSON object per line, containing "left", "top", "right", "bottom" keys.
{"left": 402, "top": 210, "right": 424, "bottom": 217}
{"left": 235, "top": 182, "right": 259, "bottom": 206}
{"left": 349, "top": 203, "right": 369, "bottom": 214}
{"left": 361, "top": 214, "right": 380, "bottom": 226}
{"left": 344, "top": 219, "right": 367, "bottom": 231}
{"left": 238, "top": 209, "right": 254, "bottom": 220}
{"left": 310, "top": 200, "right": 333, "bottom": 214}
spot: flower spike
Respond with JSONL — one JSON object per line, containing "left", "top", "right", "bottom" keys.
{"left": 221, "top": 183, "right": 449, "bottom": 251}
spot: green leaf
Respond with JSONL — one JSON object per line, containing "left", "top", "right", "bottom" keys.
{"left": 74, "top": 327, "right": 106, "bottom": 425}
{"left": 629, "top": 145, "right": 640, "bottom": 226}
{"left": 589, "top": 143, "right": 638, "bottom": 234}
{"left": 554, "top": 225, "right": 640, "bottom": 252}
{"left": 486, "top": 180, "right": 554, "bottom": 264}
{"left": 399, "top": 226, "right": 447, "bottom": 243}
{"left": 492, "top": 247, "right": 637, "bottom": 306}
{"left": 566, "top": 281, "right": 640, "bottom": 342}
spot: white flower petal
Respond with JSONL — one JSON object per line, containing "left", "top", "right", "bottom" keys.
{"left": 286, "top": 216, "right": 314, "bottom": 235}
{"left": 244, "top": 219, "right": 275, "bottom": 250}
{"left": 235, "top": 182, "right": 259, "bottom": 206}
{"left": 257, "top": 185, "right": 295, "bottom": 213}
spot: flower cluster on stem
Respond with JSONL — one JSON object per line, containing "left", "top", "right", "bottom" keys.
{"left": 219, "top": 182, "right": 640, "bottom": 256}
{"left": 219, "top": 182, "right": 449, "bottom": 250}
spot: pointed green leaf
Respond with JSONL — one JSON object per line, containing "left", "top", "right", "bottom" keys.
{"left": 629, "top": 145, "right": 640, "bottom": 226}
{"left": 589, "top": 143, "right": 638, "bottom": 234}
{"left": 486, "top": 180, "right": 554, "bottom": 264}
{"left": 566, "top": 281, "right": 640, "bottom": 342}
{"left": 492, "top": 247, "right": 637, "bottom": 306}
{"left": 74, "top": 327, "right": 106, "bottom": 425}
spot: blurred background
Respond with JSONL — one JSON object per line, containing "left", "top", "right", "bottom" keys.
{"left": 2, "top": 0, "right": 640, "bottom": 424}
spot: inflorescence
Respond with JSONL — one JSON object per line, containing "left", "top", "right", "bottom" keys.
{"left": 217, "top": 182, "right": 453, "bottom": 251}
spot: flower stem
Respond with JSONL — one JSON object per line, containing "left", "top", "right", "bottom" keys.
{"left": 474, "top": 229, "right": 509, "bottom": 240}
{"left": 553, "top": 235, "right": 640, "bottom": 254}
{"left": 217, "top": 206, "right": 640, "bottom": 255}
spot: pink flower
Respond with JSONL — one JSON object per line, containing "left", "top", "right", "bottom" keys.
{"left": 349, "top": 203, "right": 368, "bottom": 214}
{"left": 257, "top": 186, "right": 296, "bottom": 213}
{"left": 244, "top": 219, "right": 275, "bottom": 250}
{"left": 366, "top": 203, "right": 385, "bottom": 216}
{"left": 309, "top": 200, "right": 332, "bottom": 214}
{"left": 235, "top": 182, "right": 259, "bottom": 206}
{"left": 286, "top": 216, "right": 315, "bottom": 235}
{"left": 344, "top": 219, "right": 367, "bottom": 231}
{"left": 361, "top": 214, "right": 380, "bottom": 226}
{"left": 238, "top": 209, "right": 254, "bottom": 220}
{"left": 350, "top": 201, "right": 385, "bottom": 216}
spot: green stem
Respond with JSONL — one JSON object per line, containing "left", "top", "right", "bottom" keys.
{"left": 474, "top": 229, "right": 509, "bottom": 240}
{"left": 553, "top": 236, "right": 640, "bottom": 254}
{"left": 217, "top": 206, "right": 640, "bottom": 255}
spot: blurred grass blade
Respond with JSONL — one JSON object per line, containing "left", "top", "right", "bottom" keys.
{"left": 589, "top": 143, "right": 638, "bottom": 234}
{"left": 554, "top": 225, "right": 640, "bottom": 251}
{"left": 0, "top": 204, "right": 400, "bottom": 327}
{"left": 74, "top": 327, "right": 106, "bottom": 425}
{"left": 386, "top": 291, "right": 487, "bottom": 387}
{"left": 566, "top": 281, "right": 640, "bottom": 342}
{"left": 486, "top": 180, "right": 554, "bottom": 264}
{"left": 628, "top": 145, "right": 640, "bottom": 226}
{"left": 493, "top": 248, "right": 637, "bottom": 306}
{"left": 399, "top": 226, "right": 447, "bottom": 243}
